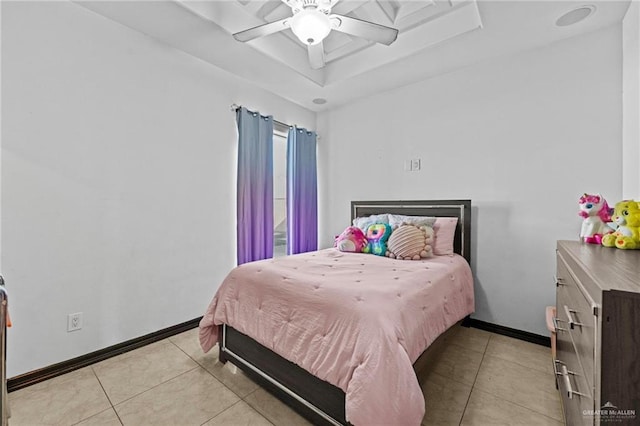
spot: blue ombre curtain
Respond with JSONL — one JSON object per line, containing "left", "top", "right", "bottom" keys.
{"left": 236, "top": 107, "right": 274, "bottom": 265}
{"left": 286, "top": 126, "right": 318, "bottom": 255}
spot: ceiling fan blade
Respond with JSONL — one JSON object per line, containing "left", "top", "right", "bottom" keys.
{"left": 233, "top": 18, "right": 291, "bottom": 42}
{"left": 330, "top": 14, "right": 398, "bottom": 45}
{"left": 308, "top": 42, "right": 326, "bottom": 69}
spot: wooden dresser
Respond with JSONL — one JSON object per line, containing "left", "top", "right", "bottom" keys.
{"left": 555, "top": 240, "right": 640, "bottom": 425}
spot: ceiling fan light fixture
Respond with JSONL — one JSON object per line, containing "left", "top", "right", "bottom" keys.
{"left": 290, "top": 9, "right": 331, "bottom": 45}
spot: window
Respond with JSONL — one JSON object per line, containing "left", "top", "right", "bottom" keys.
{"left": 235, "top": 106, "right": 316, "bottom": 263}
{"left": 273, "top": 128, "right": 288, "bottom": 257}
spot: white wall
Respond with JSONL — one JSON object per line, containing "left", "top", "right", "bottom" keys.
{"left": 1, "top": 1, "right": 315, "bottom": 377}
{"left": 623, "top": 1, "right": 640, "bottom": 199}
{"left": 318, "top": 25, "right": 623, "bottom": 336}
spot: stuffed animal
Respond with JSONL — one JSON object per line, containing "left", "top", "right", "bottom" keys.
{"left": 363, "top": 223, "right": 392, "bottom": 256}
{"left": 334, "top": 226, "right": 368, "bottom": 253}
{"left": 601, "top": 200, "right": 640, "bottom": 249}
{"left": 578, "top": 193, "right": 613, "bottom": 244}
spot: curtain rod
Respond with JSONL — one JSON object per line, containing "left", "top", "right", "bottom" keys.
{"left": 230, "top": 104, "right": 291, "bottom": 129}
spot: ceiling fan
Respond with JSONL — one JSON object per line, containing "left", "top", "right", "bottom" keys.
{"left": 232, "top": 0, "right": 399, "bottom": 69}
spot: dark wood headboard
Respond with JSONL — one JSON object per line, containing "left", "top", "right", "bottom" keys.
{"left": 350, "top": 200, "right": 471, "bottom": 264}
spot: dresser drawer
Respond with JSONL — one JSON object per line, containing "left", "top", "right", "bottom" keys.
{"left": 557, "top": 254, "right": 597, "bottom": 389}
{"left": 555, "top": 330, "right": 594, "bottom": 425}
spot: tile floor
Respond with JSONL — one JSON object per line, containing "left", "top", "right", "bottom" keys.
{"left": 7, "top": 325, "right": 563, "bottom": 425}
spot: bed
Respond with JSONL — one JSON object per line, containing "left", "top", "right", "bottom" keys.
{"left": 199, "top": 200, "right": 473, "bottom": 425}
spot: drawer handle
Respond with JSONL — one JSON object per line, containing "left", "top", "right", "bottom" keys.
{"left": 563, "top": 305, "right": 584, "bottom": 329}
{"left": 560, "top": 365, "right": 588, "bottom": 400}
{"left": 554, "top": 275, "right": 566, "bottom": 287}
{"left": 552, "top": 316, "right": 567, "bottom": 332}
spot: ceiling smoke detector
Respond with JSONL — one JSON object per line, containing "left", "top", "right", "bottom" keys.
{"left": 556, "top": 5, "right": 595, "bottom": 27}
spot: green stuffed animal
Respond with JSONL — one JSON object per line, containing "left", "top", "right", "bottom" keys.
{"left": 363, "top": 223, "right": 392, "bottom": 256}
{"left": 601, "top": 200, "right": 640, "bottom": 249}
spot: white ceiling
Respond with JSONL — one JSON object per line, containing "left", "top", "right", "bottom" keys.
{"left": 76, "top": 0, "right": 631, "bottom": 111}
{"left": 187, "top": 0, "right": 484, "bottom": 84}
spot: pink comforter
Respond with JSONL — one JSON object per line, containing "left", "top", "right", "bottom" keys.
{"left": 199, "top": 249, "right": 474, "bottom": 425}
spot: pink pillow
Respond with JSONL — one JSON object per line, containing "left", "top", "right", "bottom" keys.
{"left": 433, "top": 217, "right": 458, "bottom": 255}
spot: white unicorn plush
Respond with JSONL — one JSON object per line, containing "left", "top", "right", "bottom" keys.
{"left": 578, "top": 193, "right": 613, "bottom": 244}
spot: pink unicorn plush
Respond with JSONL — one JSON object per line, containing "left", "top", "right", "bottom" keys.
{"left": 578, "top": 193, "right": 613, "bottom": 244}
{"left": 334, "top": 226, "right": 368, "bottom": 253}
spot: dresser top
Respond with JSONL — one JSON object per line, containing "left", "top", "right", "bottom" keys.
{"left": 558, "top": 240, "right": 640, "bottom": 294}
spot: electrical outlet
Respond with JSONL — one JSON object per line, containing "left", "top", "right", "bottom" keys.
{"left": 67, "top": 312, "right": 83, "bottom": 332}
{"left": 405, "top": 158, "right": 422, "bottom": 172}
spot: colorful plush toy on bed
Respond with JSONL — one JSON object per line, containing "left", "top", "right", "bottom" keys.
{"left": 578, "top": 193, "right": 613, "bottom": 244}
{"left": 601, "top": 200, "right": 640, "bottom": 249}
{"left": 363, "top": 223, "right": 392, "bottom": 256}
{"left": 334, "top": 226, "right": 368, "bottom": 253}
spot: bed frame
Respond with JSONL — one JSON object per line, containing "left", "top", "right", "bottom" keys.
{"left": 219, "top": 200, "right": 472, "bottom": 425}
